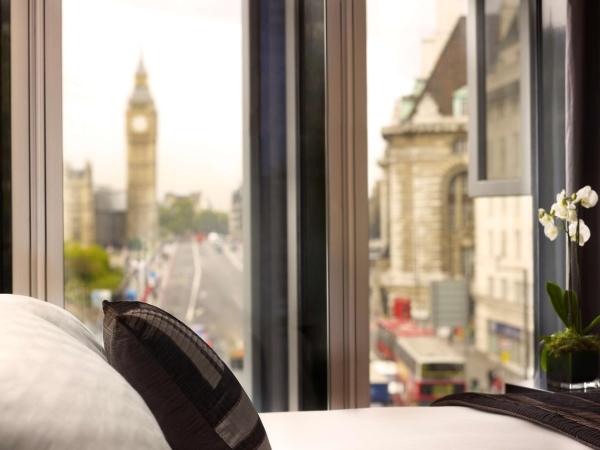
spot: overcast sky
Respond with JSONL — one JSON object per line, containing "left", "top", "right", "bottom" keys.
{"left": 63, "top": 0, "right": 438, "bottom": 209}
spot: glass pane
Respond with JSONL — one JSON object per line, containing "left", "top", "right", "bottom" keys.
{"left": 0, "top": 0, "right": 10, "bottom": 292}
{"left": 62, "top": 0, "right": 247, "bottom": 389}
{"left": 368, "top": 0, "right": 534, "bottom": 406}
{"left": 62, "top": 0, "right": 328, "bottom": 412}
{"left": 484, "top": 0, "right": 522, "bottom": 180}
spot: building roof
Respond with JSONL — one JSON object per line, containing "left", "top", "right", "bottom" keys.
{"left": 406, "top": 17, "right": 467, "bottom": 122}
{"left": 395, "top": 336, "right": 465, "bottom": 365}
{"left": 130, "top": 57, "right": 154, "bottom": 106}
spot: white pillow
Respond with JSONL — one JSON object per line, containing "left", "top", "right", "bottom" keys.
{"left": 0, "top": 294, "right": 171, "bottom": 450}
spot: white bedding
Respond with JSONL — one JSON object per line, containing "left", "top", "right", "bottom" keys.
{"left": 260, "top": 406, "right": 590, "bottom": 450}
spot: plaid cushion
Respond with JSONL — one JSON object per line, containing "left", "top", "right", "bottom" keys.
{"left": 103, "top": 301, "right": 271, "bottom": 450}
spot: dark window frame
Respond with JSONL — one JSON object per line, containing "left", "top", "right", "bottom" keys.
{"left": 0, "top": 0, "right": 10, "bottom": 293}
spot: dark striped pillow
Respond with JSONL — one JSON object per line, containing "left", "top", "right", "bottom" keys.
{"left": 103, "top": 301, "right": 271, "bottom": 450}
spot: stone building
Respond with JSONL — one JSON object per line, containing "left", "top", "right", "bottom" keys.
{"left": 472, "top": 196, "right": 533, "bottom": 376}
{"left": 370, "top": 0, "right": 533, "bottom": 377}
{"left": 372, "top": 17, "right": 472, "bottom": 319}
{"left": 126, "top": 59, "right": 158, "bottom": 249}
{"left": 64, "top": 162, "right": 95, "bottom": 246}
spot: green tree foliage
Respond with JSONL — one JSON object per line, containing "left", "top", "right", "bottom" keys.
{"left": 159, "top": 198, "right": 196, "bottom": 236}
{"left": 159, "top": 197, "right": 229, "bottom": 236}
{"left": 64, "top": 242, "right": 124, "bottom": 292}
{"left": 195, "top": 209, "right": 229, "bottom": 235}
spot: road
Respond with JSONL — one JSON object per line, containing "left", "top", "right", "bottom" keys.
{"left": 153, "top": 239, "right": 244, "bottom": 367}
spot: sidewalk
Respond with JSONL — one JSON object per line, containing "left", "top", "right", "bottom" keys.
{"left": 223, "top": 242, "right": 243, "bottom": 272}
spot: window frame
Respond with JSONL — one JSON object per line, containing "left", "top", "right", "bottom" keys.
{"left": 14, "top": 0, "right": 369, "bottom": 409}
{"left": 467, "top": 0, "right": 535, "bottom": 197}
{"left": 10, "top": 0, "right": 62, "bottom": 304}
{"left": 9, "top": 0, "right": 572, "bottom": 403}
{"left": 0, "top": 0, "right": 11, "bottom": 292}
{"left": 325, "top": 0, "right": 369, "bottom": 409}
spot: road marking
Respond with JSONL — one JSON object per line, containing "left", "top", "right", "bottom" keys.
{"left": 185, "top": 240, "right": 202, "bottom": 323}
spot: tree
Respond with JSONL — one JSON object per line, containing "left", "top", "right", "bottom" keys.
{"left": 159, "top": 198, "right": 196, "bottom": 236}
{"left": 64, "top": 242, "right": 124, "bottom": 295}
{"left": 195, "top": 209, "right": 229, "bottom": 235}
{"left": 159, "top": 197, "right": 229, "bottom": 237}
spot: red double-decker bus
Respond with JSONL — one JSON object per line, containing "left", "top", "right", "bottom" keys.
{"left": 390, "top": 336, "right": 466, "bottom": 406}
{"left": 375, "top": 318, "right": 434, "bottom": 360}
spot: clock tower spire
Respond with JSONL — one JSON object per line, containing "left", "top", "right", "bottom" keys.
{"left": 126, "top": 56, "right": 158, "bottom": 249}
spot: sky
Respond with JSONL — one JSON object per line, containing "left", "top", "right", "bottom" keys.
{"left": 63, "top": 0, "right": 243, "bottom": 210}
{"left": 366, "top": 0, "right": 437, "bottom": 189}
{"left": 63, "top": 0, "right": 441, "bottom": 210}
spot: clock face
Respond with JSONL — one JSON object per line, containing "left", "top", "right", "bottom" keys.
{"left": 132, "top": 115, "right": 148, "bottom": 133}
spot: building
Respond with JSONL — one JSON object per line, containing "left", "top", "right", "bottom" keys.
{"left": 419, "top": 0, "right": 466, "bottom": 79}
{"left": 230, "top": 187, "right": 242, "bottom": 241}
{"left": 126, "top": 58, "right": 158, "bottom": 249}
{"left": 472, "top": 196, "right": 533, "bottom": 376}
{"left": 372, "top": 17, "right": 472, "bottom": 318}
{"left": 95, "top": 187, "right": 127, "bottom": 248}
{"left": 370, "top": 1, "right": 533, "bottom": 378}
{"left": 64, "top": 162, "right": 95, "bottom": 246}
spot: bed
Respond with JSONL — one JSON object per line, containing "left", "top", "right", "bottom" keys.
{"left": 0, "top": 293, "right": 594, "bottom": 450}
{"left": 261, "top": 406, "right": 589, "bottom": 450}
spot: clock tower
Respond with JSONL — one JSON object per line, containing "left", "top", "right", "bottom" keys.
{"left": 126, "top": 58, "right": 158, "bottom": 248}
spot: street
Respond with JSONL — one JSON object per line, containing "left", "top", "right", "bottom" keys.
{"left": 152, "top": 238, "right": 244, "bottom": 371}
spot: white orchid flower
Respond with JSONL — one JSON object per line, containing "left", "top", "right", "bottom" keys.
{"left": 538, "top": 208, "right": 554, "bottom": 227}
{"left": 566, "top": 202, "right": 578, "bottom": 223}
{"left": 576, "top": 185, "right": 599, "bottom": 208}
{"left": 568, "top": 219, "right": 591, "bottom": 246}
{"left": 551, "top": 201, "right": 568, "bottom": 220}
{"left": 544, "top": 223, "right": 559, "bottom": 241}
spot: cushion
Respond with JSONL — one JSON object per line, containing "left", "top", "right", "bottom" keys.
{"left": 0, "top": 294, "right": 170, "bottom": 450}
{"left": 103, "top": 300, "right": 271, "bottom": 450}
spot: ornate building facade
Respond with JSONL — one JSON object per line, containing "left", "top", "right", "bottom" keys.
{"left": 126, "top": 59, "right": 158, "bottom": 248}
{"left": 371, "top": 17, "right": 472, "bottom": 319}
{"left": 370, "top": 1, "right": 533, "bottom": 378}
{"left": 64, "top": 162, "right": 96, "bottom": 246}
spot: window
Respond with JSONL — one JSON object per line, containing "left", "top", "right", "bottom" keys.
{"left": 61, "top": 0, "right": 332, "bottom": 412}
{"left": 9, "top": 0, "right": 560, "bottom": 411}
{"left": 468, "top": 0, "right": 533, "bottom": 196}
{"left": 447, "top": 172, "right": 473, "bottom": 277}
{"left": 62, "top": 0, "right": 248, "bottom": 381}
{"left": 368, "top": 0, "right": 534, "bottom": 406}
{"left": 501, "top": 278, "right": 508, "bottom": 299}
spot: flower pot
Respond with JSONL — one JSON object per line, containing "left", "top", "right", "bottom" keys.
{"left": 546, "top": 350, "right": 599, "bottom": 385}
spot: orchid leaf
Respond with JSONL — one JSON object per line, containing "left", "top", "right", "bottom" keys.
{"left": 546, "top": 282, "right": 568, "bottom": 327}
{"left": 584, "top": 314, "right": 600, "bottom": 335}
{"left": 564, "top": 290, "right": 582, "bottom": 333}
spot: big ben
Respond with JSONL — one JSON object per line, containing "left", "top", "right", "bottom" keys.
{"left": 126, "top": 58, "right": 158, "bottom": 248}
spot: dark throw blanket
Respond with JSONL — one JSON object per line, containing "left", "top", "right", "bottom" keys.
{"left": 433, "top": 392, "right": 600, "bottom": 449}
